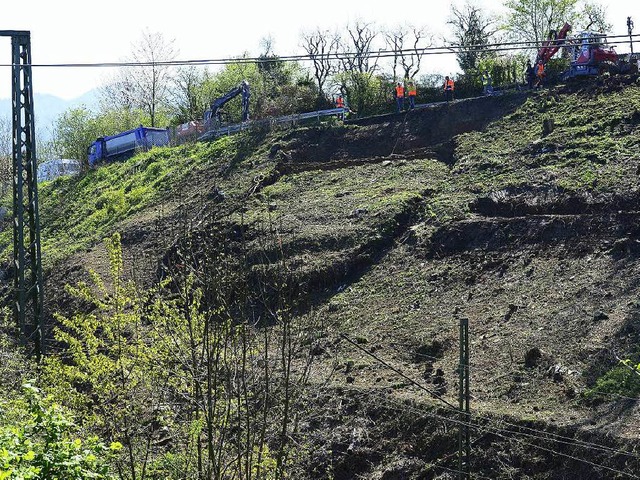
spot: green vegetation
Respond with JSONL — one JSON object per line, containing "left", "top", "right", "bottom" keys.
{"left": 0, "top": 384, "right": 119, "bottom": 480}
{"left": 453, "top": 85, "right": 640, "bottom": 195}
{"left": 0, "top": 136, "right": 243, "bottom": 266}
{"left": 4, "top": 72, "right": 640, "bottom": 479}
{"left": 583, "top": 360, "right": 640, "bottom": 402}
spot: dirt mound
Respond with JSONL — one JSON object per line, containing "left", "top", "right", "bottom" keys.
{"left": 470, "top": 188, "right": 640, "bottom": 217}
{"left": 559, "top": 73, "right": 640, "bottom": 97}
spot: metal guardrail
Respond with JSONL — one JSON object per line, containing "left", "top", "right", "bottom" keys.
{"left": 198, "top": 108, "right": 347, "bottom": 141}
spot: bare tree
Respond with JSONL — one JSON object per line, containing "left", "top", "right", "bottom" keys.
{"left": 100, "top": 75, "right": 137, "bottom": 113}
{"left": 384, "top": 25, "right": 432, "bottom": 81}
{"left": 384, "top": 27, "right": 404, "bottom": 82}
{"left": 447, "top": 3, "right": 499, "bottom": 73}
{"left": 300, "top": 28, "right": 340, "bottom": 100}
{"left": 341, "top": 21, "right": 380, "bottom": 75}
{"left": 101, "top": 30, "right": 177, "bottom": 127}
{"left": 336, "top": 21, "right": 382, "bottom": 114}
{"left": 131, "top": 30, "right": 177, "bottom": 126}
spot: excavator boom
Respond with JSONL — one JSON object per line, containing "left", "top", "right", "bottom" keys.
{"left": 204, "top": 80, "right": 250, "bottom": 124}
{"left": 537, "top": 23, "right": 572, "bottom": 64}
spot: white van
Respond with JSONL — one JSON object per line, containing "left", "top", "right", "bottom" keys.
{"left": 37, "top": 159, "right": 82, "bottom": 182}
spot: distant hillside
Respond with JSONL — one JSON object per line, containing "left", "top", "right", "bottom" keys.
{"left": 0, "top": 89, "right": 99, "bottom": 139}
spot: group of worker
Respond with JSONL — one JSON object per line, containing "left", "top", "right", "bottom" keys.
{"left": 393, "top": 80, "right": 419, "bottom": 112}
{"left": 336, "top": 77, "right": 456, "bottom": 114}
{"left": 392, "top": 77, "right": 457, "bottom": 113}
{"left": 335, "top": 58, "right": 549, "bottom": 115}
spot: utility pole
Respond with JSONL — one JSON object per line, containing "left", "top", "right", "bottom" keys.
{"left": 628, "top": 17, "right": 635, "bottom": 54}
{"left": 457, "top": 317, "right": 470, "bottom": 480}
{"left": 1, "top": 31, "right": 44, "bottom": 358}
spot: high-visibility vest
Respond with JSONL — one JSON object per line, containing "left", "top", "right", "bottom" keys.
{"left": 395, "top": 85, "right": 405, "bottom": 97}
{"left": 408, "top": 85, "right": 417, "bottom": 96}
{"left": 537, "top": 63, "right": 545, "bottom": 75}
{"left": 444, "top": 79, "right": 455, "bottom": 91}
{"left": 482, "top": 75, "right": 489, "bottom": 85}
{"left": 336, "top": 97, "right": 345, "bottom": 108}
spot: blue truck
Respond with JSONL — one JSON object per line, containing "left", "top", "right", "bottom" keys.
{"left": 87, "top": 125, "right": 170, "bottom": 167}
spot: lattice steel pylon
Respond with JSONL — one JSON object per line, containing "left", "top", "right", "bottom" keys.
{"left": 2, "top": 31, "right": 44, "bottom": 358}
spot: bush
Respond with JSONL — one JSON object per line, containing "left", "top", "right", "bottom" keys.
{"left": 583, "top": 360, "right": 640, "bottom": 403}
{"left": 0, "top": 384, "right": 119, "bottom": 479}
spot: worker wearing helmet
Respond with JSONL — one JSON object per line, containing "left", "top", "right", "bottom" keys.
{"left": 394, "top": 82, "right": 405, "bottom": 112}
{"left": 443, "top": 76, "right": 455, "bottom": 101}
{"left": 407, "top": 81, "right": 417, "bottom": 109}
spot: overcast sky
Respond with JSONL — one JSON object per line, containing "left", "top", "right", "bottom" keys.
{"left": 0, "top": 0, "right": 636, "bottom": 100}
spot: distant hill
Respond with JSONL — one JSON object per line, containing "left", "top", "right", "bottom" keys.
{"left": 0, "top": 89, "right": 100, "bottom": 139}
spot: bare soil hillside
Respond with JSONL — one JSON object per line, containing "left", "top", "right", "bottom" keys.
{"left": 37, "top": 77, "right": 640, "bottom": 478}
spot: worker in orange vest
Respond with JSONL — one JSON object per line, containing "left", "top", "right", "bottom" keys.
{"left": 335, "top": 94, "right": 347, "bottom": 120}
{"left": 534, "top": 60, "right": 546, "bottom": 89}
{"left": 407, "top": 81, "right": 417, "bottom": 109}
{"left": 394, "top": 82, "right": 405, "bottom": 112}
{"left": 443, "top": 76, "right": 455, "bottom": 101}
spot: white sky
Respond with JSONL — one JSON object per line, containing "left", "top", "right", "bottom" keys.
{"left": 0, "top": 0, "right": 636, "bottom": 100}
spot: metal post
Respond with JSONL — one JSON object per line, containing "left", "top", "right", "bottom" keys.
{"left": 628, "top": 17, "right": 635, "bottom": 54}
{"left": 464, "top": 318, "right": 470, "bottom": 478}
{"left": 4, "top": 31, "right": 44, "bottom": 358}
{"left": 458, "top": 317, "right": 470, "bottom": 480}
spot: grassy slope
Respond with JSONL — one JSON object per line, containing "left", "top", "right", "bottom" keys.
{"left": 3, "top": 79, "right": 640, "bottom": 477}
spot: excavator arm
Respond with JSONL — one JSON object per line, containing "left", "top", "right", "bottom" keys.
{"left": 204, "top": 80, "right": 250, "bottom": 124}
{"left": 537, "top": 22, "right": 572, "bottom": 64}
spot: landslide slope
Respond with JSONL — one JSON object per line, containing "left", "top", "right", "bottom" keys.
{"left": 4, "top": 77, "right": 640, "bottom": 479}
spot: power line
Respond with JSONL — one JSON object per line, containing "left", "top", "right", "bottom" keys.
{"left": 389, "top": 342, "right": 640, "bottom": 397}
{"left": 340, "top": 333, "right": 458, "bottom": 409}
{"left": 343, "top": 385, "right": 639, "bottom": 479}
{"left": 348, "top": 382, "right": 640, "bottom": 478}
{"left": 339, "top": 334, "right": 640, "bottom": 461}
{"left": 386, "top": 333, "right": 640, "bottom": 400}
{"left": 3, "top": 31, "right": 640, "bottom": 69}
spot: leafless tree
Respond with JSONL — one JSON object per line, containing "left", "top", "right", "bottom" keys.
{"left": 336, "top": 21, "right": 382, "bottom": 114}
{"left": 341, "top": 21, "right": 380, "bottom": 75}
{"left": 384, "top": 27, "right": 404, "bottom": 82}
{"left": 384, "top": 25, "right": 432, "bottom": 81}
{"left": 300, "top": 28, "right": 340, "bottom": 100}
{"left": 101, "top": 30, "right": 177, "bottom": 127}
{"left": 100, "top": 75, "right": 137, "bottom": 113}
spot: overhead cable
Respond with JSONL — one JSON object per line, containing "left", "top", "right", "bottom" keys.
{"left": 4, "top": 32, "right": 640, "bottom": 69}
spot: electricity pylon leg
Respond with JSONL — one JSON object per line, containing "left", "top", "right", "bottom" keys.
{"left": 7, "top": 31, "right": 44, "bottom": 358}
